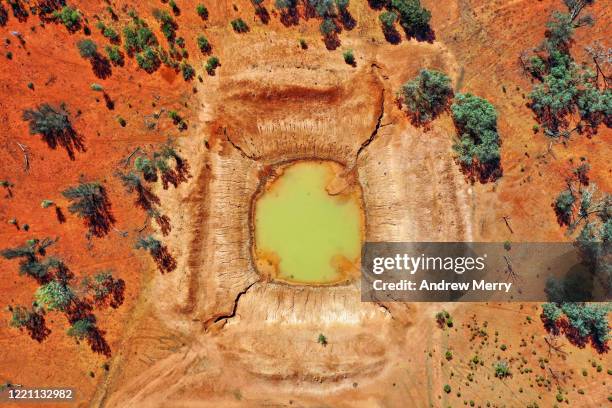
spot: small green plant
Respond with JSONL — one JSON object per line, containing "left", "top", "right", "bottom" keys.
{"left": 299, "top": 38, "right": 307, "bottom": 49}
{"left": 41, "top": 200, "right": 54, "bottom": 208}
{"left": 443, "top": 384, "right": 451, "bottom": 393}
{"left": 445, "top": 350, "right": 453, "bottom": 361}
{"left": 117, "top": 117, "right": 127, "bottom": 127}
{"left": 317, "top": 333, "right": 328, "bottom": 346}
{"left": 90, "top": 83, "right": 104, "bottom": 92}
{"left": 503, "top": 240, "right": 512, "bottom": 251}
{"left": 435, "top": 310, "right": 453, "bottom": 328}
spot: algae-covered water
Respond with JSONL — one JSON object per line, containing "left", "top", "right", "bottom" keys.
{"left": 254, "top": 161, "right": 363, "bottom": 284}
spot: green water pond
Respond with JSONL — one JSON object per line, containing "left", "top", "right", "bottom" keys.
{"left": 253, "top": 161, "right": 363, "bottom": 284}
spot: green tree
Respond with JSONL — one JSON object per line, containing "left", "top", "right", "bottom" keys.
{"left": 105, "top": 45, "right": 124, "bottom": 66}
{"left": 379, "top": 10, "right": 398, "bottom": 29}
{"left": 343, "top": 49, "right": 355, "bottom": 65}
{"left": 197, "top": 35, "right": 211, "bottom": 53}
{"left": 135, "top": 235, "right": 162, "bottom": 257}
{"left": 62, "top": 182, "right": 115, "bottom": 237}
{"left": 451, "top": 93, "right": 501, "bottom": 180}
{"left": 231, "top": 18, "right": 249, "bottom": 33}
{"left": 77, "top": 39, "right": 98, "bottom": 59}
{"left": 54, "top": 6, "right": 81, "bottom": 31}
{"left": 153, "top": 9, "right": 176, "bottom": 41}
{"left": 400, "top": 69, "right": 453, "bottom": 124}
{"left": 554, "top": 190, "right": 575, "bottom": 224}
{"left": 390, "top": 0, "right": 431, "bottom": 39}
{"left": 196, "top": 4, "right": 208, "bottom": 19}
{"left": 205, "top": 56, "right": 220, "bottom": 75}
{"left": 494, "top": 360, "right": 511, "bottom": 378}
{"left": 35, "top": 281, "right": 74, "bottom": 311}
{"left": 23, "top": 103, "right": 72, "bottom": 138}
{"left": 180, "top": 62, "right": 195, "bottom": 81}
{"left": 67, "top": 318, "right": 94, "bottom": 340}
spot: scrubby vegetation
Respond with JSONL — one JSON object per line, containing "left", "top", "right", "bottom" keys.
{"left": 206, "top": 56, "right": 220, "bottom": 75}
{"left": 23, "top": 103, "right": 84, "bottom": 160}
{"left": 53, "top": 5, "right": 81, "bottom": 32}
{"left": 521, "top": 0, "right": 610, "bottom": 138}
{"left": 368, "top": 0, "right": 432, "bottom": 42}
{"left": 62, "top": 182, "right": 115, "bottom": 238}
{"left": 135, "top": 235, "right": 176, "bottom": 274}
{"left": 451, "top": 93, "right": 502, "bottom": 183}
{"left": 2, "top": 238, "right": 125, "bottom": 355}
{"left": 541, "top": 302, "right": 610, "bottom": 351}
{"left": 399, "top": 69, "right": 453, "bottom": 125}
{"left": 231, "top": 18, "right": 249, "bottom": 33}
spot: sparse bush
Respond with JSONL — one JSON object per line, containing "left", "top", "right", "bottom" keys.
{"left": 123, "top": 16, "right": 157, "bottom": 56}
{"left": 379, "top": 10, "right": 398, "bottom": 28}
{"left": 197, "top": 35, "right": 210, "bottom": 53}
{"left": 196, "top": 4, "right": 208, "bottom": 19}
{"left": 135, "top": 47, "right": 160, "bottom": 72}
{"left": 96, "top": 22, "right": 119, "bottom": 42}
{"left": 41, "top": 200, "right": 54, "bottom": 208}
{"left": 23, "top": 103, "right": 83, "bottom": 159}
{"left": 231, "top": 18, "right": 248, "bottom": 33}
{"left": 317, "top": 333, "right": 328, "bottom": 345}
{"left": 54, "top": 5, "right": 81, "bottom": 31}
{"left": 180, "top": 62, "right": 195, "bottom": 81}
{"left": 443, "top": 384, "right": 451, "bottom": 393}
{"left": 400, "top": 69, "right": 453, "bottom": 125}
{"left": 105, "top": 45, "right": 124, "bottom": 65}
{"left": 153, "top": 9, "right": 176, "bottom": 41}
{"left": 90, "top": 83, "right": 104, "bottom": 92}
{"left": 35, "top": 281, "right": 74, "bottom": 312}
{"left": 343, "top": 49, "right": 355, "bottom": 65}
{"left": 494, "top": 360, "right": 511, "bottom": 378}
{"left": 554, "top": 190, "right": 575, "bottom": 224}
{"left": 77, "top": 39, "right": 98, "bottom": 59}
{"left": 205, "top": 56, "right": 220, "bottom": 75}
{"left": 62, "top": 182, "right": 115, "bottom": 237}
{"left": 8, "top": 305, "right": 50, "bottom": 342}
{"left": 67, "top": 318, "right": 94, "bottom": 340}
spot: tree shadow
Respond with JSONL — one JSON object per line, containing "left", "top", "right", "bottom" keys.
{"left": 279, "top": 8, "right": 299, "bottom": 26}
{"left": 82, "top": 185, "right": 116, "bottom": 238}
{"left": 154, "top": 213, "right": 171, "bottom": 236}
{"left": 8, "top": 0, "right": 28, "bottom": 22}
{"left": 103, "top": 93, "right": 115, "bottom": 110}
{"left": 55, "top": 206, "right": 66, "bottom": 223}
{"left": 367, "top": 0, "right": 387, "bottom": 10}
{"left": 0, "top": 3, "right": 8, "bottom": 26}
{"left": 339, "top": 10, "right": 356, "bottom": 31}
{"left": 459, "top": 160, "right": 503, "bottom": 184}
{"left": 91, "top": 55, "right": 112, "bottom": 79}
{"left": 383, "top": 26, "right": 402, "bottom": 44}
{"left": 152, "top": 245, "right": 177, "bottom": 274}
{"left": 255, "top": 6, "right": 270, "bottom": 24}
{"left": 324, "top": 33, "right": 341, "bottom": 50}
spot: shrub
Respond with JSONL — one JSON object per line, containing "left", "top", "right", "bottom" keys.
{"left": 8, "top": 305, "right": 50, "bottom": 342}
{"left": 62, "top": 182, "right": 115, "bottom": 237}
{"left": 105, "top": 45, "right": 124, "bottom": 65}
{"left": 96, "top": 22, "right": 119, "bottom": 42}
{"left": 494, "top": 360, "right": 511, "bottom": 378}
{"left": 35, "top": 281, "right": 74, "bottom": 311}
{"left": 90, "top": 83, "right": 104, "bottom": 92}
{"left": 400, "top": 69, "right": 453, "bottom": 124}
{"left": 123, "top": 16, "right": 157, "bottom": 56}
{"left": 205, "top": 56, "right": 220, "bottom": 75}
{"left": 379, "top": 10, "right": 398, "bottom": 28}
{"left": 317, "top": 333, "right": 328, "bottom": 345}
{"left": 41, "top": 200, "right": 54, "bottom": 208}
{"left": 135, "top": 47, "right": 160, "bottom": 72}
{"left": 135, "top": 235, "right": 162, "bottom": 256}
{"left": 180, "top": 62, "right": 195, "bottom": 81}
{"left": 343, "top": 49, "right": 355, "bottom": 65}
{"left": 389, "top": 0, "right": 431, "bottom": 39}
{"left": 554, "top": 190, "right": 575, "bottom": 223}
{"left": 197, "top": 35, "right": 210, "bottom": 53}
{"left": 196, "top": 4, "right": 208, "bottom": 19}
{"left": 443, "top": 384, "right": 451, "bottom": 393}
{"left": 54, "top": 6, "right": 81, "bottom": 31}
{"left": 153, "top": 9, "right": 176, "bottom": 41}
{"left": 231, "top": 18, "right": 248, "bottom": 33}
{"left": 23, "top": 103, "right": 71, "bottom": 138}
{"left": 67, "top": 318, "right": 94, "bottom": 340}
{"left": 320, "top": 18, "right": 337, "bottom": 35}
{"left": 77, "top": 39, "right": 98, "bottom": 59}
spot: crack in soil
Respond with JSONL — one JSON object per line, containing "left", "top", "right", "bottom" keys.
{"left": 204, "top": 280, "right": 259, "bottom": 330}
{"left": 224, "top": 128, "right": 257, "bottom": 161}
{"left": 356, "top": 88, "right": 386, "bottom": 161}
